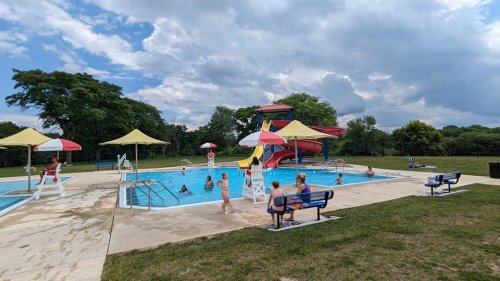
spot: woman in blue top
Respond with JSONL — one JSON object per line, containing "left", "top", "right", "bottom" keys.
{"left": 286, "top": 173, "right": 310, "bottom": 221}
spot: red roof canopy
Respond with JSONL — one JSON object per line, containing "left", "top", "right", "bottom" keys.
{"left": 255, "top": 104, "right": 293, "bottom": 112}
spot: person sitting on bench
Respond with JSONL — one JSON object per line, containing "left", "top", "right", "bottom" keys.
{"left": 286, "top": 173, "right": 311, "bottom": 221}
{"left": 267, "top": 180, "right": 285, "bottom": 227}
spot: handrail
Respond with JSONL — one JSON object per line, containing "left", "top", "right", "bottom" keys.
{"left": 130, "top": 180, "right": 166, "bottom": 210}
{"left": 124, "top": 179, "right": 181, "bottom": 210}
{"left": 152, "top": 180, "right": 180, "bottom": 205}
{"left": 180, "top": 159, "right": 193, "bottom": 168}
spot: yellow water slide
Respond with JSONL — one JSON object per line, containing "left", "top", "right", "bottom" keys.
{"left": 238, "top": 121, "right": 271, "bottom": 168}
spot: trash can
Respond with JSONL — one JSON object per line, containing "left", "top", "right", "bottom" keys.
{"left": 489, "top": 161, "right": 500, "bottom": 178}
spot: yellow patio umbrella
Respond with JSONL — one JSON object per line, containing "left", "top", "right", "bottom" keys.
{"left": 276, "top": 120, "right": 337, "bottom": 176}
{"left": 0, "top": 128, "right": 52, "bottom": 191}
{"left": 99, "top": 129, "right": 169, "bottom": 180}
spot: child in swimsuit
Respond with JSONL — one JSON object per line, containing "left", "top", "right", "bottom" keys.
{"left": 336, "top": 173, "right": 343, "bottom": 185}
{"left": 204, "top": 175, "right": 214, "bottom": 192}
{"left": 216, "top": 172, "right": 231, "bottom": 214}
{"left": 267, "top": 181, "right": 285, "bottom": 227}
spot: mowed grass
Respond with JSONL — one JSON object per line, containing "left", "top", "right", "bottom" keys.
{"left": 102, "top": 184, "right": 500, "bottom": 281}
{"left": 324, "top": 156, "right": 500, "bottom": 176}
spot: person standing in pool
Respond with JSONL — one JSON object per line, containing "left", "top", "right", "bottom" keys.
{"left": 216, "top": 172, "right": 231, "bottom": 214}
{"left": 204, "top": 175, "right": 214, "bottom": 192}
{"left": 365, "top": 166, "right": 374, "bottom": 177}
{"left": 335, "top": 173, "right": 343, "bottom": 185}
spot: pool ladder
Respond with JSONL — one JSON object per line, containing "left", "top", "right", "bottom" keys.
{"left": 180, "top": 159, "right": 194, "bottom": 168}
{"left": 125, "top": 180, "right": 180, "bottom": 211}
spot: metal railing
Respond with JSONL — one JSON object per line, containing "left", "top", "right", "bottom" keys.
{"left": 180, "top": 159, "right": 194, "bottom": 168}
{"left": 126, "top": 179, "right": 180, "bottom": 210}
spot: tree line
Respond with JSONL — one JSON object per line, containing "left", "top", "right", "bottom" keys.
{"left": 1, "top": 70, "right": 499, "bottom": 166}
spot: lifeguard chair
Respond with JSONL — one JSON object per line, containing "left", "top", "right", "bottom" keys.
{"left": 35, "top": 163, "right": 64, "bottom": 199}
{"left": 242, "top": 167, "right": 266, "bottom": 203}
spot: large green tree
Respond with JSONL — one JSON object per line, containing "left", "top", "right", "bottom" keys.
{"left": 5, "top": 69, "right": 168, "bottom": 161}
{"left": 341, "top": 115, "right": 378, "bottom": 156}
{"left": 274, "top": 93, "right": 337, "bottom": 126}
{"left": 393, "top": 120, "right": 443, "bottom": 156}
{"left": 204, "top": 106, "right": 237, "bottom": 149}
{"left": 233, "top": 105, "right": 259, "bottom": 140}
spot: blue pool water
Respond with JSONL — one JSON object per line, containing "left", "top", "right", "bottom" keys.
{"left": 0, "top": 177, "right": 71, "bottom": 216}
{"left": 0, "top": 196, "right": 33, "bottom": 216}
{"left": 0, "top": 177, "right": 71, "bottom": 195}
{"left": 125, "top": 167, "right": 397, "bottom": 208}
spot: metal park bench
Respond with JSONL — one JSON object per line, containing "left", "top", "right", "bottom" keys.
{"left": 96, "top": 161, "right": 116, "bottom": 171}
{"left": 267, "top": 190, "right": 334, "bottom": 229}
{"left": 425, "top": 172, "right": 461, "bottom": 196}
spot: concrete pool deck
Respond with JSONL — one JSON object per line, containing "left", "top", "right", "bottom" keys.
{"left": 0, "top": 165, "right": 499, "bottom": 280}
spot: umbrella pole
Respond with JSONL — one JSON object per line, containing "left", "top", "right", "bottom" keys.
{"left": 295, "top": 136, "right": 298, "bottom": 177}
{"left": 28, "top": 146, "right": 32, "bottom": 191}
{"left": 135, "top": 143, "right": 138, "bottom": 181}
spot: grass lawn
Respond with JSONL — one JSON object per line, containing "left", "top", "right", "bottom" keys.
{"left": 102, "top": 184, "right": 500, "bottom": 281}
{"left": 320, "top": 156, "right": 500, "bottom": 177}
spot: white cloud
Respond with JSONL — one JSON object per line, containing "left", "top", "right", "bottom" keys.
{"left": 0, "top": 30, "right": 28, "bottom": 57}
{"left": 0, "top": 114, "right": 45, "bottom": 131}
{"left": 2, "top": 0, "right": 500, "bottom": 130}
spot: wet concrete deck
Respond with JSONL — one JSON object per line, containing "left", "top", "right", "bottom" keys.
{"left": 0, "top": 165, "right": 499, "bottom": 280}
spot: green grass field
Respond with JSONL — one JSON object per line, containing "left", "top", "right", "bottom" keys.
{"left": 334, "top": 156, "right": 500, "bottom": 177}
{"left": 1, "top": 155, "right": 498, "bottom": 178}
{"left": 102, "top": 184, "right": 500, "bottom": 281}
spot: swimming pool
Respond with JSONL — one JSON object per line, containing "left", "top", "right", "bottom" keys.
{"left": 0, "top": 195, "right": 34, "bottom": 216}
{"left": 0, "top": 177, "right": 72, "bottom": 216}
{"left": 122, "top": 167, "right": 398, "bottom": 209}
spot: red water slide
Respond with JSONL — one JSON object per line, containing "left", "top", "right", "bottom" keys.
{"left": 264, "top": 139, "right": 322, "bottom": 168}
{"left": 264, "top": 120, "right": 345, "bottom": 168}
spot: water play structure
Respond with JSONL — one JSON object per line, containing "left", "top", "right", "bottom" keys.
{"left": 238, "top": 105, "right": 345, "bottom": 169}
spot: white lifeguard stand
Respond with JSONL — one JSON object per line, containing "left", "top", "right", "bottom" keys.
{"left": 208, "top": 157, "right": 215, "bottom": 169}
{"left": 242, "top": 165, "right": 267, "bottom": 203}
{"left": 35, "top": 163, "right": 64, "bottom": 199}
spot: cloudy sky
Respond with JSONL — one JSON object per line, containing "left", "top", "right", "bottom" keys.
{"left": 1, "top": 0, "right": 500, "bottom": 132}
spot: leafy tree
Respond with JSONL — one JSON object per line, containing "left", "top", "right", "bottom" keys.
{"left": 204, "top": 106, "right": 237, "bottom": 149}
{"left": 233, "top": 105, "right": 259, "bottom": 140}
{"left": 341, "top": 115, "right": 377, "bottom": 156}
{"left": 372, "top": 129, "right": 391, "bottom": 156}
{"left": 0, "top": 121, "right": 23, "bottom": 139}
{"left": 5, "top": 69, "right": 168, "bottom": 161}
{"left": 392, "top": 120, "right": 443, "bottom": 156}
{"left": 0, "top": 122, "right": 25, "bottom": 167}
{"left": 274, "top": 93, "right": 337, "bottom": 126}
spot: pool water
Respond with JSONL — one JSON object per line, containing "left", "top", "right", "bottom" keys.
{"left": 0, "top": 177, "right": 71, "bottom": 195}
{"left": 125, "top": 168, "right": 397, "bottom": 208}
{"left": 0, "top": 196, "right": 34, "bottom": 216}
{"left": 0, "top": 177, "right": 71, "bottom": 216}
